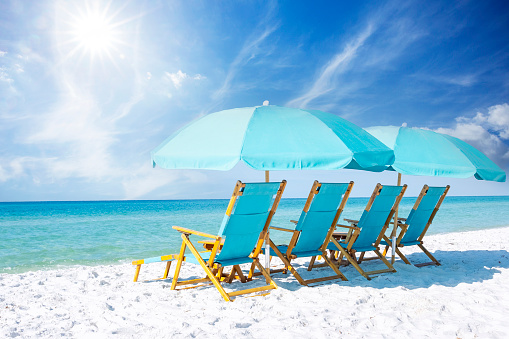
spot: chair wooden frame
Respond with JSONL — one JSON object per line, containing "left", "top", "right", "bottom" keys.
{"left": 327, "top": 183, "right": 407, "bottom": 280}
{"left": 133, "top": 180, "right": 286, "bottom": 302}
{"left": 266, "top": 181, "right": 354, "bottom": 286}
{"left": 382, "top": 185, "right": 450, "bottom": 267}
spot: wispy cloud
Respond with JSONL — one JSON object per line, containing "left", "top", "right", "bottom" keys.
{"left": 414, "top": 73, "right": 479, "bottom": 88}
{"left": 211, "top": 4, "right": 279, "bottom": 105}
{"left": 121, "top": 164, "right": 206, "bottom": 200}
{"left": 287, "top": 25, "right": 374, "bottom": 108}
{"left": 286, "top": 2, "right": 427, "bottom": 110}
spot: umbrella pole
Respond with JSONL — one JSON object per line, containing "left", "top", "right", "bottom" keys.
{"left": 391, "top": 172, "right": 402, "bottom": 264}
{"left": 264, "top": 170, "right": 271, "bottom": 271}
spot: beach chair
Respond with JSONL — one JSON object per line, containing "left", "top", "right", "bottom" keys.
{"left": 326, "top": 183, "right": 407, "bottom": 280}
{"left": 266, "top": 181, "right": 353, "bottom": 286}
{"left": 381, "top": 185, "right": 450, "bottom": 267}
{"left": 132, "top": 180, "right": 286, "bottom": 302}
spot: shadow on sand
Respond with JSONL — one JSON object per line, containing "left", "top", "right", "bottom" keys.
{"left": 270, "top": 249, "right": 509, "bottom": 291}
{"left": 138, "top": 249, "right": 509, "bottom": 294}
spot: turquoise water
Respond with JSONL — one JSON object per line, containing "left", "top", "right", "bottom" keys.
{"left": 1, "top": 196, "right": 509, "bottom": 274}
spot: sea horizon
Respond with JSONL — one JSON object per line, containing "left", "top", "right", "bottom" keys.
{"left": 1, "top": 193, "right": 509, "bottom": 203}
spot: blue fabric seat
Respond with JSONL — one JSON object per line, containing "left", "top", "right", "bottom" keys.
{"left": 327, "top": 183, "right": 407, "bottom": 280}
{"left": 266, "top": 181, "right": 353, "bottom": 286}
{"left": 132, "top": 180, "right": 286, "bottom": 302}
{"left": 382, "top": 185, "right": 449, "bottom": 267}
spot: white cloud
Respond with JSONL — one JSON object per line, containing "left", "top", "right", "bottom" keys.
{"left": 470, "top": 103, "right": 509, "bottom": 139}
{"left": 167, "top": 70, "right": 187, "bottom": 88}
{"left": 0, "top": 66, "right": 13, "bottom": 83}
{"left": 0, "top": 157, "right": 29, "bottom": 182}
{"left": 434, "top": 103, "right": 509, "bottom": 168}
{"left": 165, "top": 70, "right": 204, "bottom": 89}
{"left": 0, "top": 50, "right": 6, "bottom": 57}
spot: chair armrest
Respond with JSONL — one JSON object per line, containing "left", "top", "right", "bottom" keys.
{"left": 399, "top": 223, "right": 409, "bottom": 230}
{"left": 343, "top": 218, "right": 359, "bottom": 225}
{"left": 270, "top": 226, "right": 297, "bottom": 233}
{"left": 290, "top": 220, "right": 298, "bottom": 224}
{"left": 336, "top": 224, "right": 360, "bottom": 231}
{"left": 198, "top": 239, "right": 225, "bottom": 251}
{"left": 172, "top": 226, "right": 220, "bottom": 239}
{"left": 331, "top": 231, "right": 348, "bottom": 239}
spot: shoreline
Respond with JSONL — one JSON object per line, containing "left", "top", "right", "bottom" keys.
{"left": 3, "top": 224, "right": 509, "bottom": 275}
{"left": 2, "top": 226, "right": 509, "bottom": 337}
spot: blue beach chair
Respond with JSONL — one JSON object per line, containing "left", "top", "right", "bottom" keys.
{"left": 381, "top": 185, "right": 450, "bottom": 267}
{"left": 327, "top": 183, "right": 407, "bottom": 280}
{"left": 132, "top": 180, "right": 286, "bottom": 302}
{"left": 267, "top": 181, "right": 354, "bottom": 285}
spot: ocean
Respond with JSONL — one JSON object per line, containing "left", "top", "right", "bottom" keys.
{"left": 1, "top": 196, "right": 509, "bottom": 274}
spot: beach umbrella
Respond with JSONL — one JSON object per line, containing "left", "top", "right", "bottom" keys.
{"left": 365, "top": 125, "right": 506, "bottom": 262}
{"left": 153, "top": 103, "right": 394, "bottom": 174}
{"left": 152, "top": 103, "right": 395, "bottom": 270}
{"left": 365, "top": 125, "right": 506, "bottom": 182}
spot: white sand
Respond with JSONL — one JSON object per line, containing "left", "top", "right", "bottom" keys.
{"left": 2, "top": 227, "right": 509, "bottom": 338}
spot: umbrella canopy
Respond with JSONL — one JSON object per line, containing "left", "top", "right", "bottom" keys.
{"left": 152, "top": 105, "right": 395, "bottom": 171}
{"left": 365, "top": 126, "right": 506, "bottom": 182}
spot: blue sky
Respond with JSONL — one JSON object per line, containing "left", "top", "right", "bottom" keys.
{"left": 1, "top": 0, "right": 509, "bottom": 201}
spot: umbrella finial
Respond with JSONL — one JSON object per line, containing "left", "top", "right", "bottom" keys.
{"left": 263, "top": 100, "right": 269, "bottom": 106}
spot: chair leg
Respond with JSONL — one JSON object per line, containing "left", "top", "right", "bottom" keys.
{"left": 269, "top": 240, "right": 307, "bottom": 285}
{"left": 162, "top": 261, "right": 172, "bottom": 279}
{"left": 171, "top": 236, "right": 188, "bottom": 290}
{"left": 337, "top": 247, "right": 371, "bottom": 280}
{"left": 133, "top": 264, "right": 141, "bottom": 282}
{"left": 253, "top": 259, "right": 278, "bottom": 290}
{"left": 181, "top": 235, "right": 232, "bottom": 302}
{"left": 374, "top": 249, "right": 396, "bottom": 272}
{"left": 308, "top": 256, "right": 317, "bottom": 271}
{"left": 226, "top": 268, "right": 236, "bottom": 283}
{"left": 416, "top": 244, "right": 440, "bottom": 266}
{"left": 322, "top": 254, "right": 348, "bottom": 281}
{"left": 395, "top": 247, "right": 412, "bottom": 265}
{"left": 234, "top": 265, "right": 247, "bottom": 283}
{"left": 247, "top": 262, "right": 256, "bottom": 280}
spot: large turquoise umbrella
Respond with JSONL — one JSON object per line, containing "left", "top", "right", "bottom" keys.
{"left": 153, "top": 104, "right": 395, "bottom": 271}
{"left": 365, "top": 126, "right": 506, "bottom": 182}
{"left": 365, "top": 125, "right": 506, "bottom": 263}
{"left": 152, "top": 104, "right": 394, "bottom": 174}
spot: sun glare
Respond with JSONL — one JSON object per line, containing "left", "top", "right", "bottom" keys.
{"left": 73, "top": 13, "right": 115, "bottom": 55}
{"left": 59, "top": 2, "right": 130, "bottom": 63}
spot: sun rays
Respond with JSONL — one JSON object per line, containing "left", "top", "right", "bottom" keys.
{"left": 56, "top": 1, "right": 133, "bottom": 65}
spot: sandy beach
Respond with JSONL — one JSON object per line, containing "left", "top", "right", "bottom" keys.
{"left": 2, "top": 226, "right": 509, "bottom": 338}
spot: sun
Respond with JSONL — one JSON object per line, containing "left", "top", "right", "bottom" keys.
{"left": 58, "top": 2, "right": 128, "bottom": 62}
{"left": 72, "top": 12, "right": 115, "bottom": 56}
